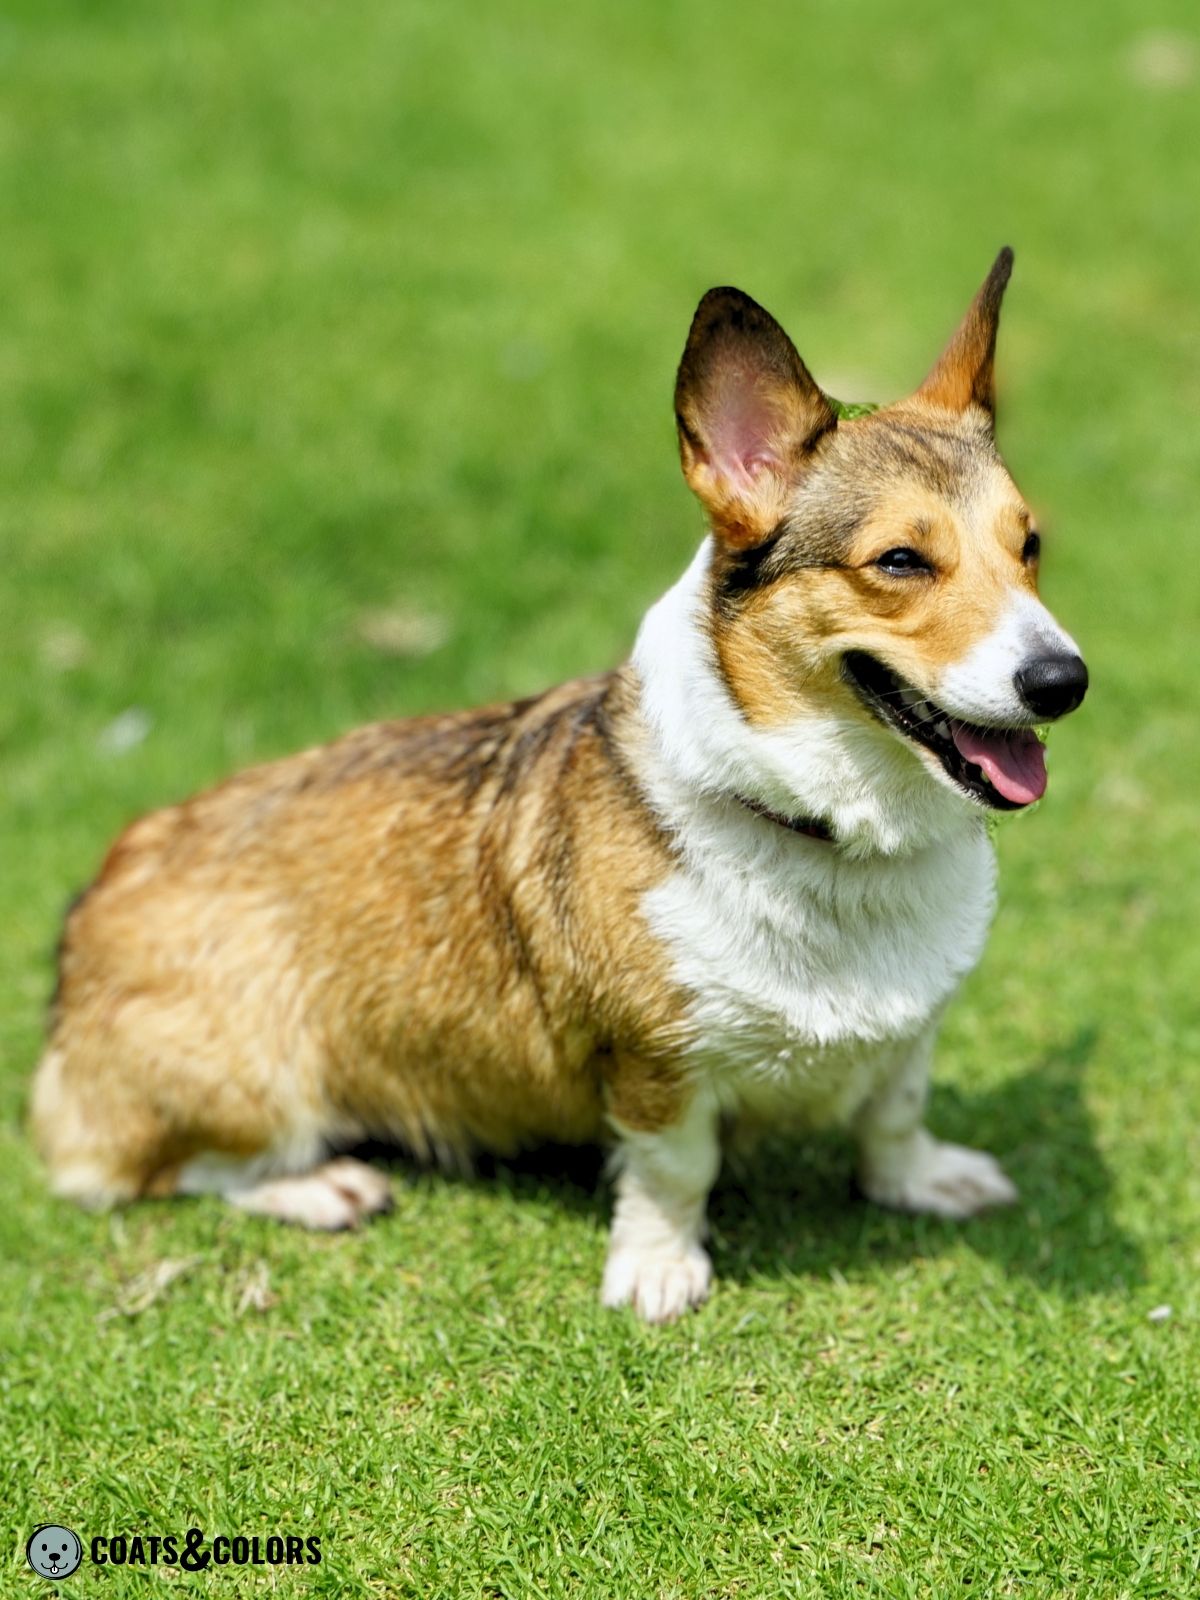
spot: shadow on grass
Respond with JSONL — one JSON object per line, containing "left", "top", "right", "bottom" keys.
{"left": 707, "top": 1024, "right": 1143, "bottom": 1299}
{"left": 354, "top": 1024, "right": 1142, "bottom": 1301}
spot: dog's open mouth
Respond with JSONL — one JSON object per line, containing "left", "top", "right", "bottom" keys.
{"left": 843, "top": 651, "right": 1047, "bottom": 810}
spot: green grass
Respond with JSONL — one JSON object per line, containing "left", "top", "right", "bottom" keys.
{"left": 3, "top": 1, "right": 1200, "bottom": 1594}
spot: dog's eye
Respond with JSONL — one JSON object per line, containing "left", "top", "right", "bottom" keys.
{"left": 874, "top": 547, "right": 931, "bottom": 576}
{"left": 1022, "top": 531, "right": 1041, "bottom": 563}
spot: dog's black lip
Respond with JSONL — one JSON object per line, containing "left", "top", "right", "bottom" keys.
{"left": 842, "top": 650, "right": 1029, "bottom": 811}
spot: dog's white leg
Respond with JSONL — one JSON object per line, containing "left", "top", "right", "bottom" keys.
{"left": 856, "top": 1030, "right": 1017, "bottom": 1219}
{"left": 602, "top": 1091, "right": 720, "bottom": 1323}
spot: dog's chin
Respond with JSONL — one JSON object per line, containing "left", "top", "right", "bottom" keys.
{"left": 841, "top": 651, "right": 1047, "bottom": 813}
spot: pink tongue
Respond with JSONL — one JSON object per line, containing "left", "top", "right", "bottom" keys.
{"left": 951, "top": 724, "right": 1047, "bottom": 805}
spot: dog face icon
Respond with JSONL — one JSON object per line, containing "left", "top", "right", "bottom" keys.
{"left": 26, "top": 1525, "right": 83, "bottom": 1580}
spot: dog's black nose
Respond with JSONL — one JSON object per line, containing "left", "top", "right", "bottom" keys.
{"left": 1014, "top": 653, "right": 1088, "bottom": 719}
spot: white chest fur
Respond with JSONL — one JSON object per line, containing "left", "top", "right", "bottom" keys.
{"left": 642, "top": 814, "right": 995, "bottom": 1124}
{"left": 632, "top": 537, "right": 998, "bottom": 1126}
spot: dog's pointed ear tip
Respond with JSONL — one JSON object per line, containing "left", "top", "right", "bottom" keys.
{"left": 688, "top": 285, "right": 769, "bottom": 330}
{"left": 696, "top": 285, "right": 755, "bottom": 308}
{"left": 988, "top": 246, "right": 1016, "bottom": 291}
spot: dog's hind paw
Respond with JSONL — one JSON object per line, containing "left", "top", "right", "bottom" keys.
{"left": 228, "top": 1157, "right": 395, "bottom": 1230}
{"left": 600, "top": 1243, "right": 712, "bottom": 1323}
{"left": 861, "top": 1130, "right": 1017, "bottom": 1220}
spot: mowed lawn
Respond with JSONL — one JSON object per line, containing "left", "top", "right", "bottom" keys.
{"left": 2, "top": 1, "right": 1199, "bottom": 1594}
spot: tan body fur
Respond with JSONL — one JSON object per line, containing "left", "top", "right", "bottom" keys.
{"left": 36, "top": 671, "right": 692, "bottom": 1202}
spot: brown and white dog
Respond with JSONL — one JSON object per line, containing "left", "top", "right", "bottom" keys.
{"left": 34, "top": 250, "right": 1087, "bottom": 1321}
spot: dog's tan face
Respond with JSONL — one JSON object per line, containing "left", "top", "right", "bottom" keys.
{"left": 675, "top": 252, "right": 1087, "bottom": 811}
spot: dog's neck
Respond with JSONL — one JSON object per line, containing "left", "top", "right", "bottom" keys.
{"left": 631, "top": 538, "right": 982, "bottom": 861}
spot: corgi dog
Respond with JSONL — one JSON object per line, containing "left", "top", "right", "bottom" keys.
{"left": 34, "top": 249, "right": 1087, "bottom": 1321}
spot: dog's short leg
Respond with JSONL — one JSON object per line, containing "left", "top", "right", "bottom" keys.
{"left": 856, "top": 1031, "right": 1017, "bottom": 1219}
{"left": 601, "top": 1089, "right": 720, "bottom": 1323}
{"left": 180, "top": 1153, "right": 394, "bottom": 1231}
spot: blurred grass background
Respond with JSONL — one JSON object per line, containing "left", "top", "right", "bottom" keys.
{"left": 2, "top": 1, "right": 1199, "bottom": 1595}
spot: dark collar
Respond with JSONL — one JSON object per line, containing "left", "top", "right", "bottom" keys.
{"left": 734, "top": 793, "right": 835, "bottom": 843}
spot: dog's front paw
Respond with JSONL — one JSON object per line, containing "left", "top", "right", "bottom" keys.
{"left": 601, "top": 1243, "right": 712, "bottom": 1323}
{"left": 861, "top": 1130, "right": 1017, "bottom": 1220}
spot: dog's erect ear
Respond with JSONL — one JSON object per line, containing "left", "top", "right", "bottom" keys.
{"left": 674, "top": 287, "right": 836, "bottom": 550}
{"left": 915, "top": 247, "right": 1014, "bottom": 419}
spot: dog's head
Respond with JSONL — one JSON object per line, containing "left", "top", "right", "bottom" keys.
{"left": 673, "top": 251, "right": 1086, "bottom": 815}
